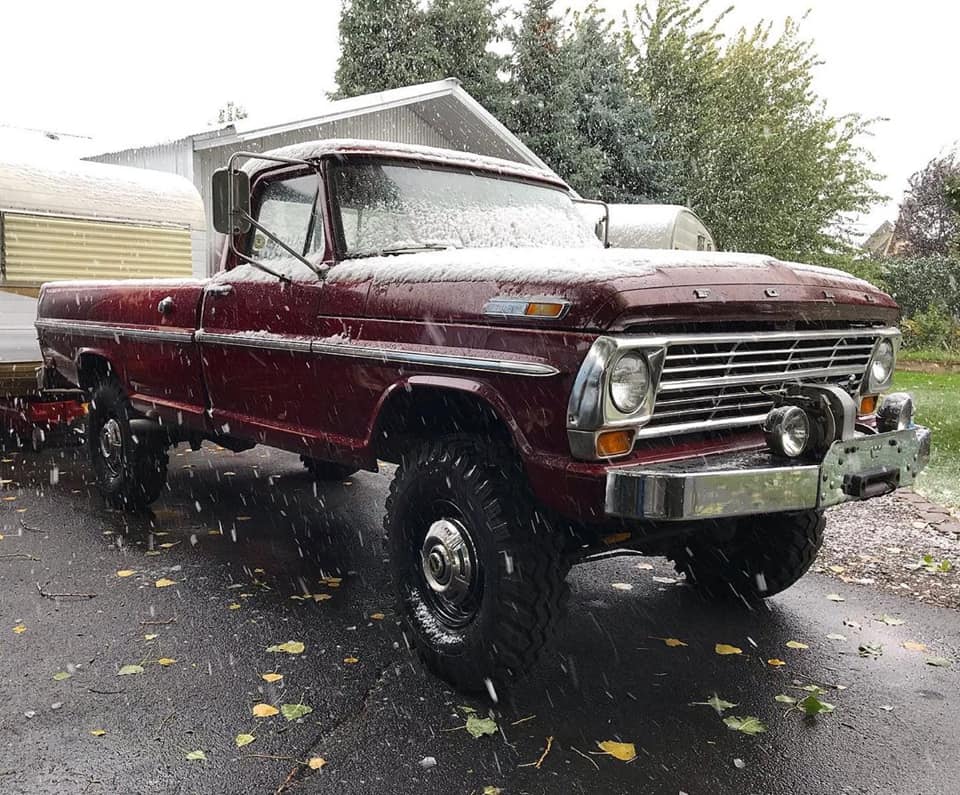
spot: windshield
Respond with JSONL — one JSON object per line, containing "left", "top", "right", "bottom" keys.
{"left": 330, "top": 159, "right": 601, "bottom": 257}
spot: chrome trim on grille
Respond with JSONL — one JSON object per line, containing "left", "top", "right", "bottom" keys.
{"left": 35, "top": 318, "right": 194, "bottom": 344}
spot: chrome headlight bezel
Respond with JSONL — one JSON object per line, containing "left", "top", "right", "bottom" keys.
{"left": 864, "top": 333, "right": 900, "bottom": 393}
{"left": 567, "top": 337, "right": 665, "bottom": 432}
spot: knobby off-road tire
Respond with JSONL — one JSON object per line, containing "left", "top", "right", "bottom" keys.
{"left": 670, "top": 509, "right": 826, "bottom": 601}
{"left": 385, "top": 437, "right": 569, "bottom": 692}
{"left": 300, "top": 456, "right": 358, "bottom": 482}
{"left": 87, "top": 379, "right": 168, "bottom": 509}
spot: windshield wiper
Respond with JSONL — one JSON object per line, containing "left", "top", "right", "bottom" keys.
{"left": 350, "top": 241, "right": 462, "bottom": 259}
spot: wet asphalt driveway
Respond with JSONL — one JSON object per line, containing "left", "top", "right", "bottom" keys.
{"left": 1, "top": 443, "right": 957, "bottom": 795}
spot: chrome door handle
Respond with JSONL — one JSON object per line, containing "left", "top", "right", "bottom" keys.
{"left": 206, "top": 284, "right": 234, "bottom": 297}
{"left": 157, "top": 296, "right": 174, "bottom": 315}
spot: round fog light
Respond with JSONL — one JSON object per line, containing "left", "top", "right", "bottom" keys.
{"left": 764, "top": 405, "right": 811, "bottom": 458}
{"left": 876, "top": 392, "right": 914, "bottom": 432}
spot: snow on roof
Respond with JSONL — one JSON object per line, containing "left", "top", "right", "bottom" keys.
{"left": 0, "top": 154, "right": 205, "bottom": 229}
{"left": 242, "top": 138, "right": 563, "bottom": 186}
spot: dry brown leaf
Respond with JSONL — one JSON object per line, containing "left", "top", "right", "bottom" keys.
{"left": 154, "top": 578, "right": 176, "bottom": 588}
{"left": 370, "top": 613, "right": 385, "bottom": 620}
{"left": 252, "top": 703, "right": 279, "bottom": 718}
{"left": 902, "top": 641, "right": 928, "bottom": 652}
{"left": 715, "top": 643, "right": 742, "bottom": 655}
{"left": 597, "top": 740, "right": 636, "bottom": 761}
{"left": 661, "top": 637, "right": 687, "bottom": 647}
{"left": 261, "top": 673, "right": 283, "bottom": 683}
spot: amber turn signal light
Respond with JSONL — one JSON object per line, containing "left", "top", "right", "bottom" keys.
{"left": 524, "top": 302, "right": 566, "bottom": 318}
{"left": 596, "top": 429, "right": 634, "bottom": 457}
{"left": 859, "top": 395, "right": 878, "bottom": 415}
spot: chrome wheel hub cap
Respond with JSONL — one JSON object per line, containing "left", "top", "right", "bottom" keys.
{"left": 99, "top": 418, "right": 123, "bottom": 475}
{"left": 420, "top": 518, "right": 474, "bottom": 604}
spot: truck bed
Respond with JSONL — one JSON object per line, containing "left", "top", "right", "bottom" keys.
{"left": 0, "top": 290, "right": 41, "bottom": 396}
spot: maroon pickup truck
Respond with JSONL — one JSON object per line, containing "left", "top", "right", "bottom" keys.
{"left": 35, "top": 140, "right": 930, "bottom": 691}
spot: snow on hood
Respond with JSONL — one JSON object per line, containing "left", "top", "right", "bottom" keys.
{"left": 325, "top": 247, "right": 877, "bottom": 289}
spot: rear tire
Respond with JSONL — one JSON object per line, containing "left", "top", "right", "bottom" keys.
{"left": 87, "top": 379, "right": 168, "bottom": 509}
{"left": 670, "top": 510, "right": 825, "bottom": 601}
{"left": 384, "top": 437, "right": 568, "bottom": 692}
{"left": 301, "top": 456, "right": 357, "bottom": 481}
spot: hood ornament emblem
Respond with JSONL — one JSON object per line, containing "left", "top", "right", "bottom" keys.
{"left": 764, "top": 288, "right": 780, "bottom": 298}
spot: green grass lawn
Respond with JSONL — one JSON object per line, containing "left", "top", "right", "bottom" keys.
{"left": 893, "top": 370, "right": 960, "bottom": 510}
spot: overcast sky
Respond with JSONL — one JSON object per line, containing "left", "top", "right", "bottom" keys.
{"left": 1, "top": 1, "right": 955, "bottom": 235}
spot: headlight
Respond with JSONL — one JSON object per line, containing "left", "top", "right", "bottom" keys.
{"left": 610, "top": 352, "right": 651, "bottom": 414}
{"left": 868, "top": 338, "right": 895, "bottom": 389}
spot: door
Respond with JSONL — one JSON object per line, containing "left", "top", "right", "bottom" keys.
{"left": 198, "top": 171, "right": 329, "bottom": 452}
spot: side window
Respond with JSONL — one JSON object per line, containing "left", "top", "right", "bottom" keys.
{"left": 251, "top": 174, "right": 323, "bottom": 261}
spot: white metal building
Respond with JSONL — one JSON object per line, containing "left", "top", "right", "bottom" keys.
{"left": 86, "top": 79, "right": 559, "bottom": 274}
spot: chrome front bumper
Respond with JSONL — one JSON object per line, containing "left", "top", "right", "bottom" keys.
{"left": 605, "top": 426, "right": 931, "bottom": 522}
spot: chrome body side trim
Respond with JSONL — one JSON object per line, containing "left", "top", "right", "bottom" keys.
{"left": 35, "top": 318, "right": 194, "bottom": 344}
{"left": 310, "top": 339, "right": 559, "bottom": 376}
{"left": 195, "top": 330, "right": 312, "bottom": 353}
{"left": 605, "top": 426, "right": 930, "bottom": 521}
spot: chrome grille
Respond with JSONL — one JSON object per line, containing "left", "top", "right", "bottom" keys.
{"left": 637, "top": 329, "right": 880, "bottom": 439}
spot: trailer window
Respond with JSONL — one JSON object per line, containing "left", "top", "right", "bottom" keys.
{"left": 252, "top": 174, "right": 323, "bottom": 260}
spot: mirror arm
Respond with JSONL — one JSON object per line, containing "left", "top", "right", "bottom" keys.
{"left": 574, "top": 198, "right": 611, "bottom": 248}
{"left": 223, "top": 151, "right": 327, "bottom": 282}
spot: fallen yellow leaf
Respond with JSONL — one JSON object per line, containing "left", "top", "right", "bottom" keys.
{"left": 313, "top": 594, "right": 332, "bottom": 602}
{"left": 661, "top": 637, "right": 687, "bottom": 647}
{"left": 261, "top": 673, "right": 283, "bottom": 683}
{"left": 902, "top": 641, "right": 928, "bottom": 652}
{"left": 343, "top": 657, "right": 359, "bottom": 664}
{"left": 12, "top": 624, "right": 26, "bottom": 634}
{"left": 154, "top": 578, "right": 176, "bottom": 588}
{"left": 370, "top": 613, "right": 385, "bottom": 620}
{"left": 785, "top": 640, "right": 809, "bottom": 650}
{"left": 715, "top": 643, "right": 742, "bottom": 655}
{"left": 158, "top": 542, "right": 179, "bottom": 549}
{"left": 228, "top": 603, "right": 241, "bottom": 610}
{"left": 90, "top": 729, "right": 107, "bottom": 737}
{"left": 116, "top": 569, "right": 136, "bottom": 578}
{"left": 267, "top": 641, "right": 305, "bottom": 655}
{"left": 308, "top": 757, "right": 327, "bottom": 770}
{"left": 157, "top": 658, "right": 177, "bottom": 667}
{"left": 597, "top": 740, "right": 636, "bottom": 761}
{"left": 767, "top": 658, "right": 787, "bottom": 667}
{"left": 235, "top": 733, "right": 255, "bottom": 748}
{"left": 208, "top": 529, "right": 223, "bottom": 536}
{"left": 252, "top": 703, "right": 279, "bottom": 718}
{"left": 236, "top": 515, "right": 251, "bottom": 522}
{"left": 2, "top": 495, "right": 16, "bottom": 501}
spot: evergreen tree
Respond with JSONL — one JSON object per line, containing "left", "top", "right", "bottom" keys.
{"left": 502, "top": 0, "right": 580, "bottom": 181}
{"left": 423, "top": 0, "right": 506, "bottom": 114}
{"left": 563, "top": 5, "right": 664, "bottom": 202}
{"left": 333, "top": 0, "right": 434, "bottom": 98}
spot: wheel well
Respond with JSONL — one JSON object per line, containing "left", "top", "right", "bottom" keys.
{"left": 76, "top": 353, "right": 115, "bottom": 393}
{"left": 373, "top": 386, "right": 516, "bottom": 463}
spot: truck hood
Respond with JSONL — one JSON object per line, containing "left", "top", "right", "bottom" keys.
{"left": 331, "top": 247, "right": 899, "bottom": 330}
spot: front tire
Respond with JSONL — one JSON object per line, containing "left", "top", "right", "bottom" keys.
{"left": 670, "top": 510, "right": 825, "bottom": 601}
{"left": 87, "top": 379, "right": 168, "bottom": 509}
{"left": 384, "top": 437, "right": 568, "bottom": 691}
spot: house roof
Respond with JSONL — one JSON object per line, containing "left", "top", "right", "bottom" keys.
{"left": 241, "top": 138, "right": 562, "bottom": 187}
{"left": 91, "top": 79, "right": 558, "bottom": 180}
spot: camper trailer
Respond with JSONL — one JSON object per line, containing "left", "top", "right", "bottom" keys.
{"left": 578, "top": 202, "right": 716, "bottom": 251}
